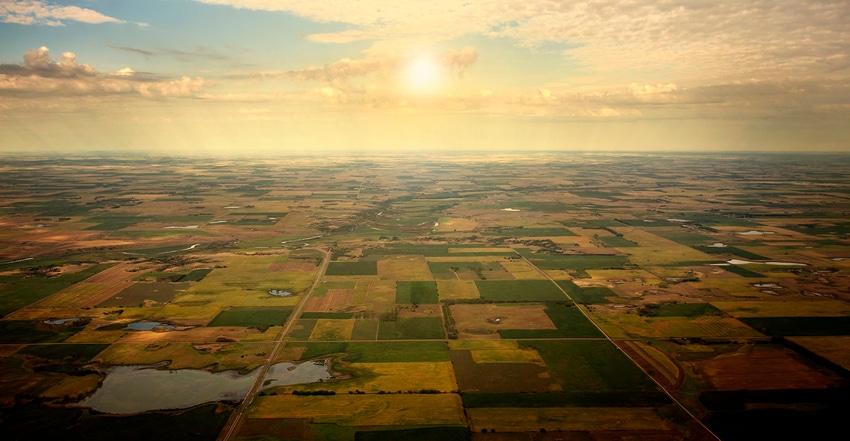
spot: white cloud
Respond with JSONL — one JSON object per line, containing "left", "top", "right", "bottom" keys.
{"left": 194, "top": 0, "right": 850, "bottom": 83}
{"left": 0, "top": 47, "right": 207, "bottom": 100}
{"left": 139, "top": 76, "right": 207, "bottom": 98}
{"left": 0, "top": 0, "right": 126, "bottom": 26}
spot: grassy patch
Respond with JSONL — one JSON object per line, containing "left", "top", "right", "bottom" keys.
{"left": 396, "top": 281, "right": 439, "bottom": 304}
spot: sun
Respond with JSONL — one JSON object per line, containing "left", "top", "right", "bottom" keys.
{"left": 406, "top": 56, "right": 441, "bottom": 91}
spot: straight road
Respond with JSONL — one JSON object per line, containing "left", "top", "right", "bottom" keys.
{"left": 217, "top": 248, "right": 330, "bottom": 441}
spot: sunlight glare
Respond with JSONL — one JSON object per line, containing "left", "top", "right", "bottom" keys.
{"left": 406, "top": 56, "right": 440, "bottom": 91}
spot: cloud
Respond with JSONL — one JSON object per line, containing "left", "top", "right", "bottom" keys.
{"left": 0, "top": 0, "right": 126, "bottom": 26}
{"left": 0, "top": 47, "right": 207, "bottom": 100}
{"left": 139, "top": 76, "right": 207, "bottom": 98}
{"left": 193, "top": 0, "right": 850, "bottom": 83}
{"left": 107, "top": 45, "right": 155, "bottom": 57}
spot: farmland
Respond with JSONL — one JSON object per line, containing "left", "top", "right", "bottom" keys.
{"left": 1, "top": 153, "right": 850, "bottom": 440}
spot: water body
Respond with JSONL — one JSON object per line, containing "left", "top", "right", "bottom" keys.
{"left": 126, "top": 321, "right": 174, "bottom": 330}
{"left": 76, "top": 360, "right": 333, "bottom": 414}
{"left": 44, "top": 318, "right": 80, "bottom": 325}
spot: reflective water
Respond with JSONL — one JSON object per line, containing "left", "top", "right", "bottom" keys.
{"left": 76, "top": 360, "right": 333, "bottom": 414}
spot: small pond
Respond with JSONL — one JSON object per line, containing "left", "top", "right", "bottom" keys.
{"left": 126, "top": 321, "right": 174, "bottom": 331}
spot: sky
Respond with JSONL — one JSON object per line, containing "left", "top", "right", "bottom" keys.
{"left": 1, "top": 0, "right": 849, "bottom": 154}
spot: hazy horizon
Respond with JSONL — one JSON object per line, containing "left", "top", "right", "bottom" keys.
{"left": 2, "top": 1, "right": 849, "bottom": 153}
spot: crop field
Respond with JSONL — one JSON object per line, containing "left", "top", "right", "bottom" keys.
{"left": 309, "top": 319, "right": 356, "bottom": 340}
{"left": 712, "top": 300, "right": 850, "bottom": 317}
{"left": 326, "top": 261, "right": 378, "bottom": 276}
{"left": 98, "top": 282, "right": 189, "bottom": 307}
{"left": 467, "top": 407, "right": 671, "bottom": 432}
{"left": 378, "top": 255, "right": 434, "bottom": 280}
{"left": 207, "top": 306, "right": 293, "bottom": 328}
{"left": 693, "top": 344, "right": 840, "bottom": 390}
{"left": 787, "top": 336, "right": 850, "bottom": 370}
{"left": 282, "top": 361, "right": 457, "bottom": 394}
{"left": 449, "top": 303, "right": 556, "bottom": 338}
{"left": 436, "top": 280, "right": 480, "bottom": 300}
{"left": 450, "top": 350, "right": 558, "bottom": 393}
{"left": 474, "top": 280, "right": 566, "bottom": 301}
{"left": 305, "top": 288, "right": 357, "bottom": 312}
{"left": 396, "top": 281, "right": 439, "bottom": 304}
{"left": 249, "top": 394, "right": 465, "bottom": 426}
{"left": 4, "top": 154, "right": 850, "bottom": 440}
{"left": 590, "top": 312, "right": 764, "bottom": 339}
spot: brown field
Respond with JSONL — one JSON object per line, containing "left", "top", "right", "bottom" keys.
{"left": 281, "top": 362, "right": 457, "bottom": 394}
{"left": 787, "top": 336, "right": 850, "bottom": 371}
{"left": 712, "top": 300, "right": 850, "bottom": 317}
{"left": 451, "top": 303, "right": 556, "bottom": 339}
{"left": 378, "top": 255, "right": 434, "bottom": 280}
{"left": 248, "top": 394, "right": 465, "bottom": 426}
{"left": 590, "top": 309, "right": 764, "bottom": 339}
{"left": 31, "top": 262, "right": 140, "bottom": 309}
{"left": 117, "top": 326, "right": 255, "bottom": 343}
{"left": 237, "top": 419, "right": 310, "bottom": 441}
{"left": 309, "top": 319, "right": 355, "bottom": 340}
{"left": 693, "top": 344, "right": 840, "bottom": 390}
{"left": 305, "top": 288, "right": 356, "bottom": 312}
{"left": 40, "top": 374, "right": 101, "bottom": 400}
{"left": 435, "top": 217, "right": 478, "bottom": 232}
{"left": 467, "top": 407, "right": 671, "bottom": 433}
{"left": 450, "top": 350, "right": 559, "bottom": 393}
{"left": 268, "top": 261, "right": 317, "bottom": 272}
{"left": 437, "top": 280, "right": 480, "bottom": 300}
{"left": 499, "top": 260, "right": 545, "bottom": 279}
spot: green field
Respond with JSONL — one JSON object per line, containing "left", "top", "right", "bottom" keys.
{"left": 499, "top": 303, "right": 603, "bottom": 338}
{"left": 521, "top": 340, "right": 659, "bottom": 392}
{"left": 556, "top": 280, "right": 614, "bottom": 304}
{"left": 740, "top": 317, "right": 850, "bottom": 336}
{"left": 207, "top": 307, "right": 293, "bottom": 328}
{"left": 396, "top": 281, "right": 439, "bottom": 304}
{"left": 475, "top": 280, "right": 567, "bottom": 301}
{"left": 291, "top": 341, "right": 450, "bottom": 362}
{"left": 326, "top": 261, "right": 379, "bottom": 276}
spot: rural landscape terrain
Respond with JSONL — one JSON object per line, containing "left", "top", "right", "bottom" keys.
{"left": 1, "top": 152, "right": 849, "bottom": 441}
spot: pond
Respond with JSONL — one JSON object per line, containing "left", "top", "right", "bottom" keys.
{"left": 126, "top": 321, "right": 174, "bottom": 330}
{"left": 76, "top": 360, "right": 333, "bottom": 414}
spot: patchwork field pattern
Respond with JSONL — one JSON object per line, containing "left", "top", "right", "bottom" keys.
{"left": 3, "top": 154, "right": 850, "bottom": 441}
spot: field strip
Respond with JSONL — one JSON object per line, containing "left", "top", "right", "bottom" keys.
{"left": 519, "top": 255, "right": 722, "bottom": 441}
{"left": 218, "top": 248, "right": 330, "bottom": 441}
